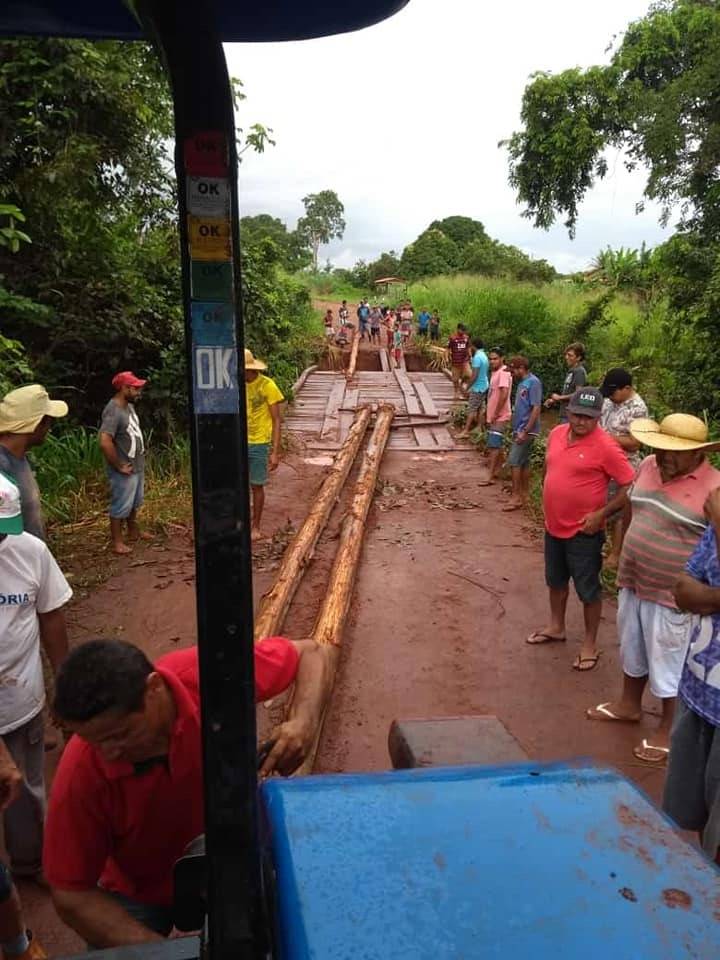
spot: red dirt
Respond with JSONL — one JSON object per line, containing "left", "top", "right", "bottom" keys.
{"left": 25, "top": 441, "right": 676, "bottom": 954}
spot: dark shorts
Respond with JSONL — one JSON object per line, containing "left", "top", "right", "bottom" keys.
{"left": 248, "top": 443, "right": 270, "bottom": 486}
{"left": 507, "top": 436, "right": 536, "bottom": 468}
{"left": 429, "top": 329, "right": 439, "bottom": 340}
{"left": 663, "top": 698, "right": 720, "bottom": 859}
{"left": 544, "top": 531, "right": 604, "bottom": 604}
{"left": 486, "top": 422, "right": 509, "bottom": 450}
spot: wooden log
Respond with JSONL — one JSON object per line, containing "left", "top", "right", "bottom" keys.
{"left": 290, "top": 364, "right": 317, "bottom": 396}
{"left": 346, "top": 330, "right": 360, "bottom": 380}
{"left": 253, "top": 406, "right": 372, "bottom": 642}
{"left": 294, "top": 404, "right": 395, "bottom": 774}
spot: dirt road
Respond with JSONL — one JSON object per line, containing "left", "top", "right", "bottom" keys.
{"left": 25, "top": 433, "right": 670, "bottom": 953}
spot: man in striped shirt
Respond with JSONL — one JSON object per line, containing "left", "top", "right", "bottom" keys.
{"left": 588, "top": 414, "right": 720, "bottom": 763}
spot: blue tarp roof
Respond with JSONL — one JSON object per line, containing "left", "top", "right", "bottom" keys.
{"left": 0, "top": 1, "right": 408, "bottom": 42}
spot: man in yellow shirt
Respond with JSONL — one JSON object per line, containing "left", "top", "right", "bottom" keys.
{"left": 244, "top": 349, "right": 284, "bottom": 540}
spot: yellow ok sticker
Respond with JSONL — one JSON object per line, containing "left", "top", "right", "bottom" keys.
{"left": 188, "top": 216, "right": 232, "bottom": 261}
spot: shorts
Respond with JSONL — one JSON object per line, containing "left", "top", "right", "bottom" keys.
{"left": 371, "top": 326, "right": 381, "bottom": 336}
{"left": 663, "top": 698, "right": 720, "bottom": 859}
{"left": 467, "top": 391, "right": 487, "bottom": 413}
{"left": 107, "top": 467, "right": 144, "bottom": 519}
{"left": 324, "top": 327, "right": 334, "bottom": 338}
{"left": 486, "top": 422, "right": 509, "bottom": 450}
{"left": 544, "top": 531, "right": 604, "bottom": 604}
{"left": 248, "top": 443, "right": 270, "bottom": 486}
{"left": 430, "top": 329, "right": 439, "bottom": 341}
{"left": 617, "top": 588, "right": 692, "bottom": 698}
{"left": 451, "top": 363, "right": 471, "bottom": 384}
{"left": 507, "top": 436, "right": 536, "bottom": 468}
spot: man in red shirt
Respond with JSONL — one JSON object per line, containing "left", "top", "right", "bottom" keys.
{"left": 527, "top": 388, "right": 635, "bottom": 670}
{"left": 447, "top": 324, "right": 471, "bottom": 400}
{"left": 43, "top": 637, "right": 325, "bottom": 947}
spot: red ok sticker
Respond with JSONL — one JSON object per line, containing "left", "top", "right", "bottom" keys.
{"left": 184, "top": 132, "right": 228, "bottom": 176}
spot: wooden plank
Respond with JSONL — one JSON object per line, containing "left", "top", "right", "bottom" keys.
{"left": 339, "top": 388, "right": 359, "bottom": 443}
{"left": 320, "top": 380, "right": 346, "bottom": 439}
{"left": 379, "top": 348, "right": 390, "bottom": 372}
{"left": 413, "top": 380, "right": 439, "bottom": 418}
{"left": 393, "top": 370, "right": 422, "bottom": 415}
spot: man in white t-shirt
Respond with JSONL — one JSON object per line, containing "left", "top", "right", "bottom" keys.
{"left": 0, "top": 473, "right": 71, "bottom": 881}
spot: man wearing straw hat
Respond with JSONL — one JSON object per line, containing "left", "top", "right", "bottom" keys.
{"left": 244, "top": 349, "right": 284, "bottom": 541}
{"left": 0, "top": 385, "right": 69, "bottom": 541}
{"left": 588, "top": 413, "right": 720, "bottom": 763}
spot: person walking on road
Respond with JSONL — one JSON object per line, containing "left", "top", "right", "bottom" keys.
{"left": 323, "top": 308, "right": 335, "bottom": 338}
{"left": 504, "top": 357, "right": 542, "bottom": 512}
{"left": 429, "top": 311, "right": 441, "bottom": 342}
{"left": 99, "top": 372, "right": 148, "bottom": 556}
{"left": 417, "top": 308, "right": 431, "bottom": 338}
{"left": 357, "top": 299, "right": 370, "bottom": 341}
{"left": 527, "top": 387, "right": 635, "bottom": 671}
{"left": 458, "top": 339, "right": 489, "bottom": 438}
{"left": 0, "top": 473, "right": 71, "bottom": 883}
{"left": 587, "top": 414, "right": 720, "bottom": 763}
{"left": 664, "top": 487, "right": 720, "bottom": 862}
{"left": 369, "top": 305, "right": 383, "bottom": 345}
{"left": 447, "top": 323, "right": 471, "bottom": 400}
{"left": 244, "top": 349, "right": 284, "bottom": 541}
{"left": 598, "top": 368, "right": 648, "bottom": 569}
{"left": 0, "top": 385, "right": 69, "bottom": 540}
{"left": 479, "top": 348, "right": 512, "bottom": 487}
{"left": 544, "top": 342, "right": 587, "bottom": 422}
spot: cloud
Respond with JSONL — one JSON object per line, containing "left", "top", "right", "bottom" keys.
{"left": 227, "top": 0, "right": 667, "bottom": 272}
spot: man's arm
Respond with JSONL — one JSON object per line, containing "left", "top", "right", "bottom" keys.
{"left": 38, "top": 607, "right": 69, "bottom": 674}
{"left": 487, "top": 387, "right": 509, "bottom": 425}
{"left": 51, "top": 888, "right": 163, "bottom": 948}
{"left": 609, "top": 433, "right": 641, "bottom": 453}
{"left": 269, "top": 402, "right": 282, "bottom": 472}
{"left": 261, "top": 639, "right": 330, "bottom": 777}
{"left": 674, "top": 572, "right": 720, "bottom": 615}
{"left": 0, "top": 739, "right": 22, "bottom": 811}
{"left": 99, "top": 433, "right": 132, "bottom": 474}
{"left": 580, "top": 484, "right": 631, "bottom": 534}
{"left": 517, "top": 403, "right": 541, "bottom": 441}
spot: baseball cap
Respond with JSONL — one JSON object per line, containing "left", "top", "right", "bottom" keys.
{"left": 0, "top": 384, "right": 68, "bottom": 435}
{"left": 567, "top": 387, "right": 604, "bottom": 419}
{"left": 0, "top": 473, "right": 23, "bottom": 535}
{"left": 112, "top": 371, "right": 147, "bottom": 390}
{"left": 600, "top": 368, "right": 633, "bottom": 398}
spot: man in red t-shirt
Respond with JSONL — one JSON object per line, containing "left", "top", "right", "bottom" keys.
{"left": 447, "top": 324, "right": 471, "bottom": 399}
{"left": 527, "top": 387, "right": 634, "bottom": 670}
{"left": 43, "top": 637, "right": 325, "bottom": 947}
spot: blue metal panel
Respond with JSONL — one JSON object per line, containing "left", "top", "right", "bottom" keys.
{"left": 260, "top": 763, "right": 720, "bottom": 959}
{"left": 0, "top": 1, "right": 409, "bottom": 42}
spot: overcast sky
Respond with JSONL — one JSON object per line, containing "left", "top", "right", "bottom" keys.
{"left": 226, "top": 0, "right": 669, "bottom": 274}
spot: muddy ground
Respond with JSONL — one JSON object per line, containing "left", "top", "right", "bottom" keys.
{"left": 22, "top": 374, "right": 674, "bottom": 953}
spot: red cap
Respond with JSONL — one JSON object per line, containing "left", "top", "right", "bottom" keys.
{"left": 112, "top": 371, "right": 147, "bottom": 390}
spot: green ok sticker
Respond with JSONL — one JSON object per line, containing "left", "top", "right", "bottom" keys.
{"left": 191, "top": 261, "right": 234, "bottom": 301}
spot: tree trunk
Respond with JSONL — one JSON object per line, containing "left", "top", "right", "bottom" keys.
{"left": 346, "top": 328, "right": 360, "bottom": 379}
{"left": 253, "top": 406, "right": 372, "bottom": 641}
{"left": 293, "top": 404, "right": 395, "bottom": 774}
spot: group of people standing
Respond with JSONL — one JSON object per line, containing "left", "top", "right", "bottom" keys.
{"left": 451, "top": 332, "right": 720, "bottom": 862}
{"left": 324, "top": 299, "right": 442, "bottom": 362}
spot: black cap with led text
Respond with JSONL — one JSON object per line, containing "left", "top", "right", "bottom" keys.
{"left": 567, "top": 387, "right": 604, "bottom": 419}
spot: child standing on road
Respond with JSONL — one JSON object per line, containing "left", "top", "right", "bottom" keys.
{"left": 392, "top": 325, "right": 403, "bottom": 368}
{"left": 323, "top": 309, "right": 335, "bottom": 338}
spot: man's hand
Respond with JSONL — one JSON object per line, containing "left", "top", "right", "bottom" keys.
{"left": 117, "top": 462, "right": 133, "bottom": 476}
{"left": 515, "top": 430, "right": 528, "bottom": 444}
{"left": 269, "top": 451, "right": 280, "bottom": 472}
{"left": 704, "top": 487, "right": 720, "bottom": 525}
{"left": 544, "top": 398, "right": 555, "bottom": 408}
{"left": 260, "top": 717, "right": 314, "bottom": 778}
{"left": 551, "top": 393, "right": 562, "bottom": 403}
{"left": 0, "top": 741, "right": 22, "bottom": 811}
{"left": 580, "top": 510, "right": 605, "bottom": 535}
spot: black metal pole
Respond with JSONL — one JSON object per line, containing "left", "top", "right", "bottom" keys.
{"left": 132, "top": 2, "right": 262, "bottom": 958}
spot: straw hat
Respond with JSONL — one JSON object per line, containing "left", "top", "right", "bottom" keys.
{"left": 0, "top": 384, "right": 68, "bottom": 434}
{"left": 244, "top": 348, "right": 267, "bottom": 371}
{"left": 629, "top": 414, "right": 720, "bottom": 452}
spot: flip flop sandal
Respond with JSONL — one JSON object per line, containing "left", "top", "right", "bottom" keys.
{"left": 633, "top": 739, "right": 670, "bottom": 764}
{"left": 587, "top": 702, "right": 640, "bottom": 722}
{"left": 526, "top": 633, "right": 567, "bottom": 645}
{"left": 573, "top": 653, "right": 601, "bottom": 671}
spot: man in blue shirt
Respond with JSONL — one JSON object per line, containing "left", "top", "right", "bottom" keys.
{"left": 665, "top": 486, "right": 720, "bottom": 863}
{"left": 504, "top": 356, "right": 542, "bottom": 512}
{"left": 458, "top": 339, "right": 490, "bottom": 438}
{"left": 417, "top": 309, "right": 431, "bottom": 337}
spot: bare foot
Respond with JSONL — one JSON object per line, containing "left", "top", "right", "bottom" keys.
{"left": 478, "top": 478, "right": 496, "bottom": 487}
{"left": 127, "top": 528, "right": 153, "bottom": 543}
{"left": 587, "top": 701, "right": 641, "bottom": 722}
{"left": 112, "top": 542, "right": 132, "bottom": 555}
{"left": 502, "top": 500, "right": 524, "bottom": 512}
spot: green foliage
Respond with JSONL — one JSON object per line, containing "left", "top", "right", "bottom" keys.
{"left": 427, "top": 216, "right": 488, "bottom": 248}
{"left": 505, "top": 0, "right": 720, "bottom": 235}
{"left": 400, "top": 228, "right": 461, "bottom": 280}
{"left": 296, "top": 190, "right": 346, "bottom": 270}
{"left": 0, "top": 204, "right": 31, "bottom": 253}
{"left": 240, "top": 214, "right": 312, "bottom": 272}
{"left": 366, "top": 250, "right": 402, "bottom": 284}
{"left": 0, "top": 332, "right": 34, "bottom": 397}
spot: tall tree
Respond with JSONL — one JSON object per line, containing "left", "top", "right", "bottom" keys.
{"left": 240, "top": 214, "right": 311, "bottom": 272}
{"left": 427, "top": 216, "right": 488, "bottom": 250}
{"left": 503, "top": 0, "right": 720, "bottom": 237}
{"left": 296, "top": 190, "right": 345, "bottom": 270}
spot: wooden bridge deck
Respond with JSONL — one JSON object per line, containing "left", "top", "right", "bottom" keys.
{"left": 286, "top": 368, "right": 458, "bottom": 451}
